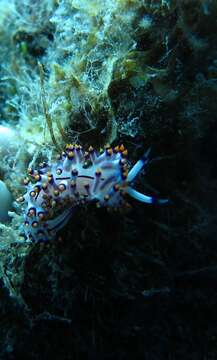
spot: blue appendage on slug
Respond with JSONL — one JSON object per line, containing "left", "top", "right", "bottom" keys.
{"left": 126, "top": 148, "right": 168, "bottom": 205}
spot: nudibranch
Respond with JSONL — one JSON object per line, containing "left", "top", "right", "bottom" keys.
{"left": 17, "top": 144, "right": 167, "bottom": 242}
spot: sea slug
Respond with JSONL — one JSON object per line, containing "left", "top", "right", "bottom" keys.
{"left": 17, "top": 144, "right": 167, "bottom": 242}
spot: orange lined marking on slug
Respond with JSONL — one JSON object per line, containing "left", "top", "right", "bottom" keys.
{"left": 119, "top": 144, "right": 125, "bottom": 152}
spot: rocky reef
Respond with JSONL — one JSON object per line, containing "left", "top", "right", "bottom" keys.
{"left": 0, "top": 0, "right": 217, "bottom": 358}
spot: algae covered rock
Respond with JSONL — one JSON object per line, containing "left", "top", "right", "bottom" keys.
{"left": 0, "top": 0, "right": 217, "bottom": 359}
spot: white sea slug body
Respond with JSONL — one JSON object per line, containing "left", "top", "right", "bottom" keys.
{"left": 17, "top": 144, "right": 167, "bottom": 242}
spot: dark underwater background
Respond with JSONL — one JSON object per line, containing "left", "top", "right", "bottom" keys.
{"left": 0, "top": 0, "right": 217, "bottom": 359}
